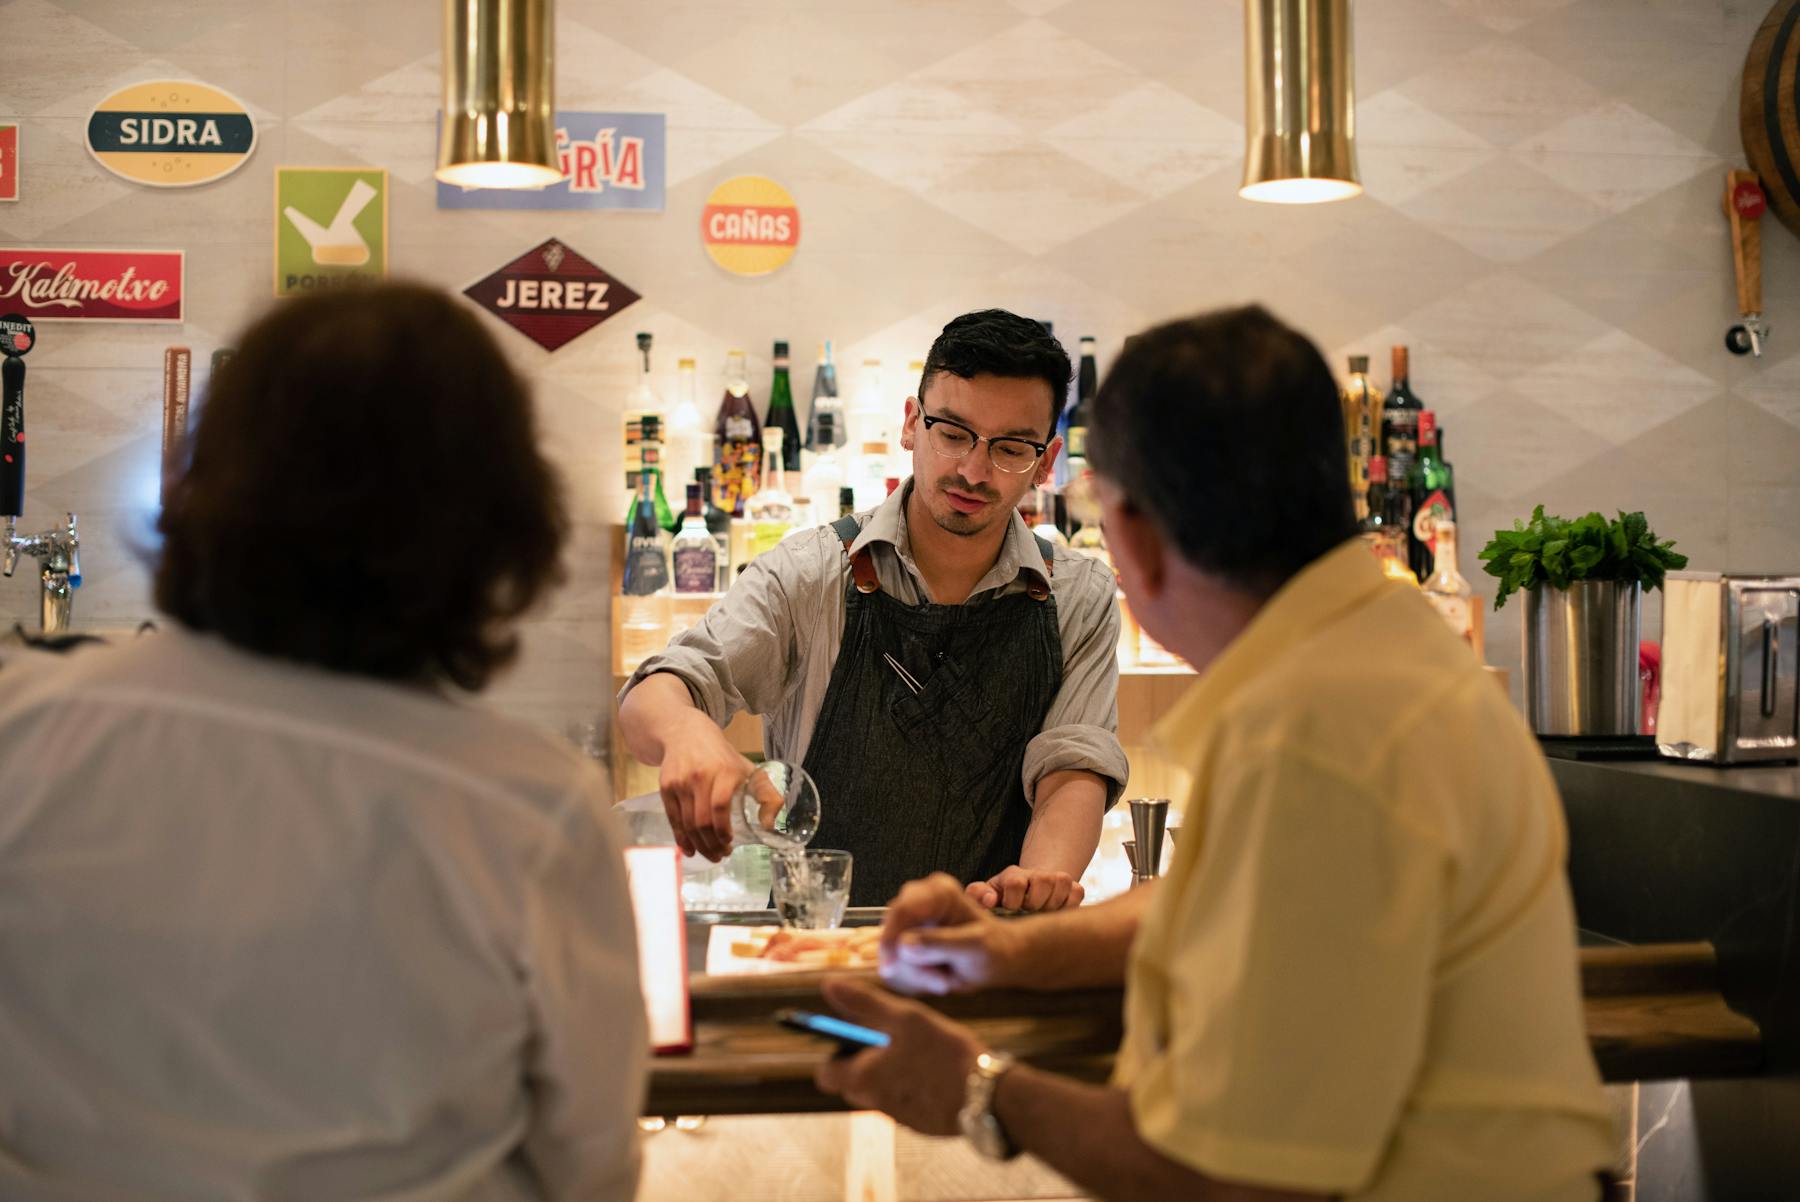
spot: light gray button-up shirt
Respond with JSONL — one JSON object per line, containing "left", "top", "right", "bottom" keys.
{"left": 620, "top": 480, "right": 1128, "bottom": 807}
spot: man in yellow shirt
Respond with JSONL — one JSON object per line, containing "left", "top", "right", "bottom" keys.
{"left": 814, "top": 307, "right": 1616, "bottom": 1201}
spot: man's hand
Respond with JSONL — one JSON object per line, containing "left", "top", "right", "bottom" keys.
{"left": 656, "top": 709, "right": 754, "bottom": 861}
{"left": 968, "top": 866, "right": 1085, "bottom": 912}
{"left": 813, "top": 977, "right": 985, "bottom": 1137}
{"left": 879, "top": 873, "right": 1029, "bottom": 996}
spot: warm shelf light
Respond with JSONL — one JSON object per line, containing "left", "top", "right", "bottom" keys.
{"left": 435, "top": 0, "right": 561, "bottom": 190}
{"left": 1240, "top": 0, "right": 1361, "bottom": 205}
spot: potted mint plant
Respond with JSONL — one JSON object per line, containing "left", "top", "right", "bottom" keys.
{"left": 1479, "top": 508, "right": 1688, "bottom": 738}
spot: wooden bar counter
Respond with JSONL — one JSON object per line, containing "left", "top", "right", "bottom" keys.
{"left": 647, "top": 916, "right": 1764, "bottom": 1118}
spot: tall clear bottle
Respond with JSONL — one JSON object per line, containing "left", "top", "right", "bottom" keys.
{"left": 713, "top": 349, "right": 761, "bottom": 517}
{"left": 1342, "top": 355, "right": 1382, "bottom": 524}
{"left": 1030, "top": 485, "right": 1068, "bottom": 547}
{"left": 806, "top": 340, "right": 843, "bottom": 451}
{"left": 665, "top": 355, "right": 705, "bottom": 501}
{"left": 801, "top": 412, "right": 846, "bottom": 510}
{"left": 848, "top": 359, "right": 888, "bottom": 450}
{"left": 765, "top": 340, "right": 802, "bottom": 472}
{"left": 1421, "top": 517, "right": 1474, "bottom": 646}
{"left": 671, "top": 483, "right": 720, "bottom": 595}
{"left": 739, "top": 427, "right": 795, "bottom": 565}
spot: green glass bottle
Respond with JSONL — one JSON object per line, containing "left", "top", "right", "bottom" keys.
{"left": 766, "top": 340, "right": 802, "bottom": 473}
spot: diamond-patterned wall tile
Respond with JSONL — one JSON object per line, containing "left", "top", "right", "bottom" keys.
{"left": 1396, "top": 42, "right": 1606, "bottom": 148}
{"left": 1514, "top": 329, "right": 1723, "bottom": 444}
{"left": 1043, "top": 83, "right": 1241, "bottom": 201}
{"left": 1514, "top": 101, "right": 1719, "bottom": 214}
{"left": 912, "top": 19, "right": 1145, "bottom": 135}
{"left": 1354, "top": 90, "right": 1497, "bottom": 205}
{"left": 1395, "top": 153, "right": 1612, "bottom": 262}
{"left": 1434, "top": 0, "right": 1581, "bottom": 36}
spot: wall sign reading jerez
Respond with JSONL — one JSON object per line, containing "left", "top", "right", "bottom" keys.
{"left": 86, "top": 80, "right": 257, "bottom": 188}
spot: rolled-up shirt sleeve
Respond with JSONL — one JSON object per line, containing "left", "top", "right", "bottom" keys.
{"left": 1023, "top": 555, "right": 1127, "bottom": 807}
{"left": 616, "top": 538, "right": 810, "bottom": 728}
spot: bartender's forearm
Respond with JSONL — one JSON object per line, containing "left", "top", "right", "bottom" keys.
{"left": 617, "top": 671, "right": 708, "bottom": 765}
{"left": 993, "top": 1067, "right": 1320, "bottom": 1202}
{"left": 1019, "top": 769, "right": 1106, "bottom": 878}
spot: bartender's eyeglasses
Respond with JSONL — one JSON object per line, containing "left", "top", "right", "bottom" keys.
{"left": 920, "top": 414, "right": 1047, "bottom": 474}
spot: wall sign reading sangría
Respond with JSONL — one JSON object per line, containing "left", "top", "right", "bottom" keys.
{"left": 86, "top": 80, "right": 256, "bottom": 188}
{"left": 0, "top": 248, "right": 184, "bottom": 323}
{"left": 462, "top": 238, "right": 641, "bottom": 352}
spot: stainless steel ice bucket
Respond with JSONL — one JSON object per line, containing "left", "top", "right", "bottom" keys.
{"left": 1524, "top": 580, "right": 1641, "bottom": 737}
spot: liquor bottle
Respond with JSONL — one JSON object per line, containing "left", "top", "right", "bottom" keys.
{"left": 1407, "top": 409, "right": 1456, "bottom": 580}
{"left": 622, "top": 413, "right": 677, "bottom": 533}
{"left": 622, "top": 474, "right": 671, "bottom": 599}
{"left": 1342, "top": 355, "right": 1382, "bottom": 524}
{"left": 1360, "top": 454, "right": 1392, "bottom": 537}
{"left": 694, "top": 465, "right": 733, "bottom": 591}
{"left": 851, "top": 440, "right": 891, "bottom": 512}
{"left": 1067, "top": 337, "right": 1097, "bottom": 462}
{"left": 838, "top": 485, "right": 856, "bottom": 520}
{"left": 1382, "top": 345, "right": 1425, "bottom": 486}
{"left": 622, "top": 332, "right": 661, "bottom": 518}
{"left": 806, "top": 340, "right": 843, "bottom": 450}
{"left": 742, "top": 427, "right": 795, "bottom": 563}
{"left": 619, "top": 470, "right": 672, "bottom": 668}
{"left": 1421, "top": 518, "right": 1475, "bottom": 646}
{"left": 848, "top": 359, "right": 889, "bottom": 450}
{"left": 671, "top": 483, "right": 719, "bottom": 594}
{"left": 801, "top": 412, "right": 846, "bottom": 509}
{"left": 1031, "top": 486, "right": 1068, "bottom": 547}
{"left": 665, "top": 355, "right": 704, "bottom": 501}
{"left": 713, "top": 349, "right": 761, "bottom": 517}
{"left": 766, "top": 340, "right": 802, "bottom": 472}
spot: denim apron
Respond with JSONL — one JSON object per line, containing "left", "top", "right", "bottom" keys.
{"left": 801, "top": 515, "right": 1063, "bottom": 907}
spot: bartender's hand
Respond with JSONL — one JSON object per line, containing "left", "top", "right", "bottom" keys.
{"left": 813, "top": 977, "right": 984, "bottom": 1137}
{"left": 879, "top": 873, "right": 1028, "bottom": 995}
{"left": 968, "top": 866, "right": 1085, "bottom": 913}
{"left": 657, "top": 709, "right": 755, "bottom": 862}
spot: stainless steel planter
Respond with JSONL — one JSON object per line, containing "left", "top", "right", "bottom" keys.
{"left": 1524, "top": 580, "right": 1641, "bottom": 737}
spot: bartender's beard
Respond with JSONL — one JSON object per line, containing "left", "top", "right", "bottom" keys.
{"left": 927, "top": 472, "right": 1011, "bottom": 537}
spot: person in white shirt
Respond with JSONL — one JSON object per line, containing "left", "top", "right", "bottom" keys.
{"left": 0, "top": 284, "right": 647, "bottom": 1202}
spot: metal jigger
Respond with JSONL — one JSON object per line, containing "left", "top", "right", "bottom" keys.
{"left": 1127, "top": 798, "right": 1171, "bottom": 885}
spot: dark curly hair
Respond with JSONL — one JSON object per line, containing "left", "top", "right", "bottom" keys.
{"left": 918, "top": 309, "right": 1072, "bottom": 438}
{"left": 1087, "top": 306, "right": 1356, "bottom": 591}
{"left": 154, "top": 282, "right": 567, "bottom": 691}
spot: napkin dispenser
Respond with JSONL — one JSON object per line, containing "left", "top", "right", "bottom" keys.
{"left": 1658, "top": 572, "right": 1799, "bottom": 764}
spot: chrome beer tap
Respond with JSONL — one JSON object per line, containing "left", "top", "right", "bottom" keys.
{"left": 2, "top": 313, "right": 83, "bottom": 633}
{"left": 4, "top": 513, "right": 81, "bottom": 633}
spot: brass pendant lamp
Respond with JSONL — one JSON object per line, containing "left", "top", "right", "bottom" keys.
{"left": 1241, "top": 0, "right": 1361, "bottom": 204}
{"left": 436, "top": 0, "right": 562, "bottom": 189}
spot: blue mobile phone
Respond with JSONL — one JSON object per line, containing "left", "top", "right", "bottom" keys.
{"left": 777, "top": 1008, "right": 891, "bottom": 1052}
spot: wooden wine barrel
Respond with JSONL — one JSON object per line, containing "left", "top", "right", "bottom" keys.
{"left": 1743, "top": 0, "right": 1800, "bottom": 238}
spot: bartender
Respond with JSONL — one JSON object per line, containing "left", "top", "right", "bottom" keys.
{"left": 618, "top": 309, "right": 1126, "bottom": 911}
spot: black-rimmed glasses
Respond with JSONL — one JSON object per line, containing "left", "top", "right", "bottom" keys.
{"left": 920, "top": 414, "right": 1047, "bottom": 474}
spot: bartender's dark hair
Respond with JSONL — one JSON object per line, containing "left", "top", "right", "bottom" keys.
{"left": 1087, "top": 306, "right": 1355, "bottom": 591}
{"left": 155, "top": 282, "right": 566, "bottom": 691}
{"left": 919, "top": 310, "right": 1072, "bottom": 436}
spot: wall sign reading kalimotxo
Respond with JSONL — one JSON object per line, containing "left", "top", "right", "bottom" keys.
{"left": 463, "top": 239, "right": 641, "bottom": 352}
{"left": 436, "top": 112, "right": 665, "bottom": 211}
{"left": 0, "top": 124, "right": 18, "bottom": 203}
{"left": 86, "top": 81, "right": 256, "bottom": 188}
{"left": 701, "top": 175, "right": 800, "bottom": 277}
{"left": 0, "top": 248, "right": 184, "bottom": 323}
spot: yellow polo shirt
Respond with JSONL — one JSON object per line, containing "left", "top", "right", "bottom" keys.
{"left": 1114, "top": 540, "right": 1615, "bottom": 1200}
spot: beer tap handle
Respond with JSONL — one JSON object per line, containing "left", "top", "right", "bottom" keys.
{"left": 2, "top": 354, "right": 23, "bottom": 519}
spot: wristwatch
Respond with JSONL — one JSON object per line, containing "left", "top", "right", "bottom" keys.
{"left": 958, "top": 1050, "right": 1021, "bottom": 1161}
